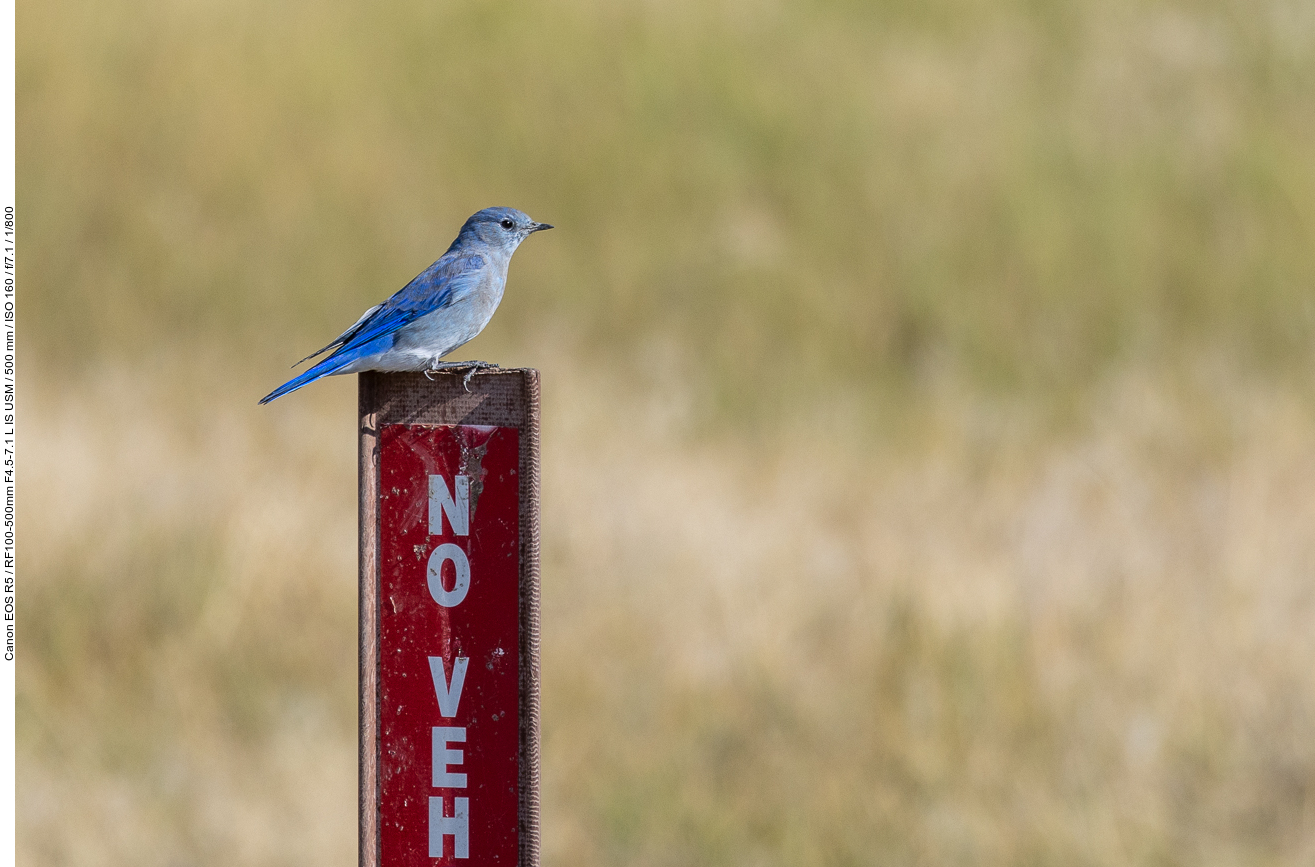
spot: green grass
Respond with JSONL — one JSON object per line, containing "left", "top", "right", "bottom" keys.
{"left": 21, "top": 0, "right": 1315, "bottom": 410}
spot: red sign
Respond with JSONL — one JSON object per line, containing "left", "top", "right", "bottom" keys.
{"left": 377, "top": 424, "right": 521, "bottom": 866}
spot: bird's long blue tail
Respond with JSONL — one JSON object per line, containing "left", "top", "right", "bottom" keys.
{"left": 258, "top": 336, "right": 391, "bottom": 404}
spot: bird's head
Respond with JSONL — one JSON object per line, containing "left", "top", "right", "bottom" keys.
{"left": 457, "top": 207, "right": 553, "bottom": 252}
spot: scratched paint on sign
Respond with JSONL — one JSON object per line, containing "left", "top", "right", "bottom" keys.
{"left": 378, "top": 424, "right": 520, "bottom": 866}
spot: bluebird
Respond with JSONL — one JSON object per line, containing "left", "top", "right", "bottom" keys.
{"left": 259, "top": 207, "right": 552, "bottom": 404}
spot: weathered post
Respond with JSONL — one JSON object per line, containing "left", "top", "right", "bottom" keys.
{"left": 358, "top": 370, "right": 541, "bottom": 867}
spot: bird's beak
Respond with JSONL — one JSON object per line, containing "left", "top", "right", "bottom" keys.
{"left": 529, "top": 222, "right": 554, "bottom": 233}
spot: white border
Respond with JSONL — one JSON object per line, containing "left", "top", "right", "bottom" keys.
{"left": 0, "top": 0, "right": 15, "bottom": 859}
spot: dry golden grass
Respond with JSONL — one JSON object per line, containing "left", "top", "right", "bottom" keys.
{"left": 17, "top": 0, "right": 1315, "bottom": 861}
{"left": 18, "top": 361, "right": 1315, "bottom": 865}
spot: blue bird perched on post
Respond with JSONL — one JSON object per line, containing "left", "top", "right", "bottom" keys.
{"left": 259, "top": 207, "right": 552, "bottom": 404}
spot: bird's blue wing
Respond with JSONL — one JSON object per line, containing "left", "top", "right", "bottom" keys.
{"left": 292, "top": 303, "right": 383, "bottom": 367}
{"left": 259, "top": 252, "right": 486, "bottom": 404}
{"left": 331, "top": 252, "right": 485, "bottom": 354}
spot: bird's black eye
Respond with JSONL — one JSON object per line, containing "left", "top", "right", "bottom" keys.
{"left": 500, "top": 218, "right": 515, "bottom": 230}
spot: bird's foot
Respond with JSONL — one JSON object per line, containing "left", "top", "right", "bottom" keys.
{"left": 424, "top": 360, "right": 501, "bottom": 392}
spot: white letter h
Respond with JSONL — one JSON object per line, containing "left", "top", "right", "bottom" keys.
{"left": 429, "top": 796, "right": 469, "bottom": 859}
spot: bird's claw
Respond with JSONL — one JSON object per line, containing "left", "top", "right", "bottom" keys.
{"left": 423, "top": 361, "right": 501, "bottom": 393}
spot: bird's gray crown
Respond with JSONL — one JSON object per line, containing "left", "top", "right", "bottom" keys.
{"left": 451, "top": 207, "right": 553, "bottom": 252}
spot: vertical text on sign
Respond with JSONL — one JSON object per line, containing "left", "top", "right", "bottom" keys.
{"left": 429, "top": 474, "right": 468, "bottom": 859}
{"left": 377, "top": 424, "right": 520, "bottom": 867}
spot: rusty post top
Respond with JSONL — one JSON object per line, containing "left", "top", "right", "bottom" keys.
{"left": 359, "top": 368, "right": 540, "bottom": 429}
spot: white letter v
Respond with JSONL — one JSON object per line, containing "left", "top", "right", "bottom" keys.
{"left": 428, "top": 656, "right": 469, "bottom": 718}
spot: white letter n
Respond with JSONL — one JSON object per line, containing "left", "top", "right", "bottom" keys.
{"left": 429, "top": 475, "right": 470, "bottom": 537}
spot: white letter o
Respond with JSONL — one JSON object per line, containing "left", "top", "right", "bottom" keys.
{"left": 428, "top": 543, "right": 471, "bottom": 607}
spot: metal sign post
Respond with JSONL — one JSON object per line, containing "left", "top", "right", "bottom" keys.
{"left": 358, "top": 370, "right": 540, "bottom": 867}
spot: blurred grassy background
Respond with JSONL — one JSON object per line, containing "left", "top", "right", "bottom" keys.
{"left": 16, "top": 0, "right": 1315, "bottom": 863}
